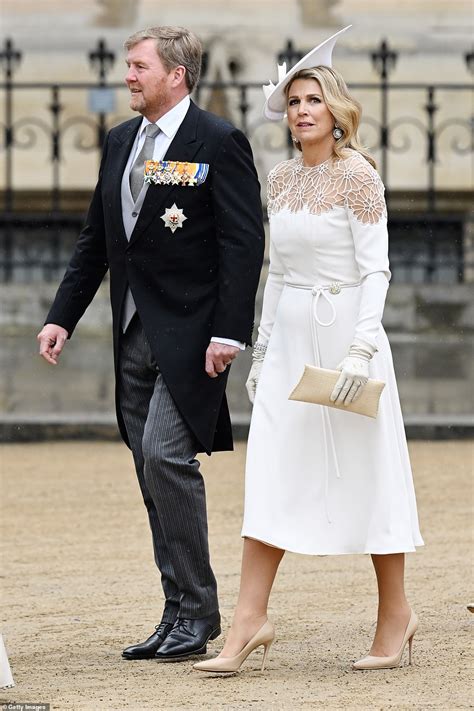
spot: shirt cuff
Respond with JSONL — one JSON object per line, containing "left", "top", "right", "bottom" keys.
{"left": 210, "top": 337, "right": 245, "bottom": 350}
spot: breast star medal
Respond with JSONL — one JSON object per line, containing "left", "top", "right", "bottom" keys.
{"left": 161, "top": 203, "right": 187, "bottom": 233}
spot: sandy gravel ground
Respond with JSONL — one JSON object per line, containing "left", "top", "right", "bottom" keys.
{"left": 0, "top": 440, "right": 472, "bottom": 710}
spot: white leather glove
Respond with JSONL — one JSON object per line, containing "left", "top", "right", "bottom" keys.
{"left": 246, "top": 343, "right": 266, "bottom": 404}
{"left": 330, "top": 345, "right": 372, "bottom": 405}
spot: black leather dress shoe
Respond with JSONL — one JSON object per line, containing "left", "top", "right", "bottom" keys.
{"left": 154, "top": 612, "right": 221, "bottom": 661}
{"left": 122, "top": 621, "right": 174, "bottom": 659}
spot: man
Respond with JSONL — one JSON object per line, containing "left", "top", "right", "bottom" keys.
{"left": 37, "top": 26, "right": 264, "bottom": 661}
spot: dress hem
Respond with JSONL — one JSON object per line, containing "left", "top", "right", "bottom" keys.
{"left": 241, "top": 532, "right": 424, "bottom": 557}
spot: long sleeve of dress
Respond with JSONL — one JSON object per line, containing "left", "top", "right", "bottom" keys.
{"left": 345, "top": 161, "right": 391, "bottom": 355}
{"left": 256, "top": 239, "right": 285, "bottom": 345}
{"left": 256, "top": 169, "right": 286, "bottom": 345}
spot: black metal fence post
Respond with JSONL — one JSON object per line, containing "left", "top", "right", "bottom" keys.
{"left": 88, "top": 38, "right": 116, "bottom": 151}
{"left": 0, "top": 38, "right": 22, "bottom": 212}
{"left": 277, "top": 40, "right": 304, "bottom": 159}
{"left": 47, "top": 84, "right": 63, "bottom": 280}
{"left": 371, "top": 39, "right": 398, "bottom": 191}
{"left": 425, "top": 86, "right": 437, "bottom": 213}
{"left": 238, "top": 85, "right": 249, "bottom": 135}
{"left": 50, "top": 85, "right": 62, "bottom": 213}
{"left": 0, "top": 38, "right": 22, "bottom": 281}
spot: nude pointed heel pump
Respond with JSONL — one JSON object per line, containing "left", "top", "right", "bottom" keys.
{"left": 352, "top": 610, "right": 418, "bottom": 670}
{"left": 193, "top": 620, "right": 275, "bottom": 673}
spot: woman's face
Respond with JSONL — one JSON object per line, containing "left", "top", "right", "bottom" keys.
{"left": 286, "top": 78, "right": 335, "bottom": 148}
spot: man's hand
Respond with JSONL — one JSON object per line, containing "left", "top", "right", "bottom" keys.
{"left": 37, "top": 323, "right": 69, "bottom": 365}
{"left": 205, "top": 342, "right": 239, "bottom": 378}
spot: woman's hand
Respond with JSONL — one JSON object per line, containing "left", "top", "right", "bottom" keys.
{"left": 246, "top": 360, "right": 263, "bottom": 403}
{"left": 330, "top": 355, "right": 369, "bottom": 405}
{"left": 246, "top": 342, "right": 267, "bottom": 403}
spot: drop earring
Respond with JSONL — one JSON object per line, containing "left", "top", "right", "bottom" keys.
{"left": 332, "top": 125, "right": 343, "bottom": 140}
{"left": 291, "top": 134, "right": 298, "bottom": 143}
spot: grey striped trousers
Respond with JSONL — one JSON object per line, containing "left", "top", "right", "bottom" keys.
{"left": 118, "top": 315, "right": 218, "bottom": 620}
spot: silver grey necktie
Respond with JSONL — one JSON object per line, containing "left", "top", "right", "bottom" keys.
{"left": 129, "top": 123, "right": 160, "bottom": 202}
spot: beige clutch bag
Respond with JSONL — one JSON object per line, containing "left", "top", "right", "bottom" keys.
{"left": 289, "top": 365, "right": 385, "bottom": 419}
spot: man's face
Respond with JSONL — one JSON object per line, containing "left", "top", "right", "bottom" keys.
{"left": 125, "top": 39, "right": 176, "bottom": 120}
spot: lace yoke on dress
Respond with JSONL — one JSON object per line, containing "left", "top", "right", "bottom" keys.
{"left": 267, "top": 152, "right": 387, "bottom": 225}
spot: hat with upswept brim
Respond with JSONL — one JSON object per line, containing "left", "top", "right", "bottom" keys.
{"left": 262, "top": 25, "right": 352, "bottom": 121}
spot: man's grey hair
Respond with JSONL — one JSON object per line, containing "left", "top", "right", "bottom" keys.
{"left": 124, "top": 26, "right": 202, "bottom": 92}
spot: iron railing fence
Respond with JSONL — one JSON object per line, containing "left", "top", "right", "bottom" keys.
{"left": 1, "top": 79, "right": 472, "bottom": 210}
{"left": 1, "top": 37, "right": 473, "bottom": 282}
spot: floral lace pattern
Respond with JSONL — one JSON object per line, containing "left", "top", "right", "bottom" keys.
{"left": 267, "top": 150, "right": 387, "bottom": 225}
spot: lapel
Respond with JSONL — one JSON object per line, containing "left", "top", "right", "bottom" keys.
{"left": 107, "top": 116, "right": 142, "bottom": 243}
{"left": 128, "top": 101, "right": 203, "bottom": 247}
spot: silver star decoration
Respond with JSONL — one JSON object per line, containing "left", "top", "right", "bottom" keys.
{"left": 161, "top": 203, "right": 187, "bottom": 233}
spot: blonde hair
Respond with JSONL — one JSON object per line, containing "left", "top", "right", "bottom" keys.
{"left": 285, "top": 66, "right": 376, "bottom": 168}
{"left": 124, "top": 26, "right": 202, "bottom": 92}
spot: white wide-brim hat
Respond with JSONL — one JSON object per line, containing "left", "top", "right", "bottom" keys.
{"left": 263, "top": 25, "right": 352, "bottom": 121}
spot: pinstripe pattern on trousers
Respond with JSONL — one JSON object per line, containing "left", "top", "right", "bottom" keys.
{"left": 118, "top": 315, "right": 218, "bottom": 619}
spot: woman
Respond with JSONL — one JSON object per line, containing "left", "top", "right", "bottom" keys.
{"left": 194, "top": 28, "right": 423, "bottom": 674}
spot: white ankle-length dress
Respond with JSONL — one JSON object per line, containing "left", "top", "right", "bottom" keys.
{"left": 241, "top": 150, "right": 424, "bottom": 555}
